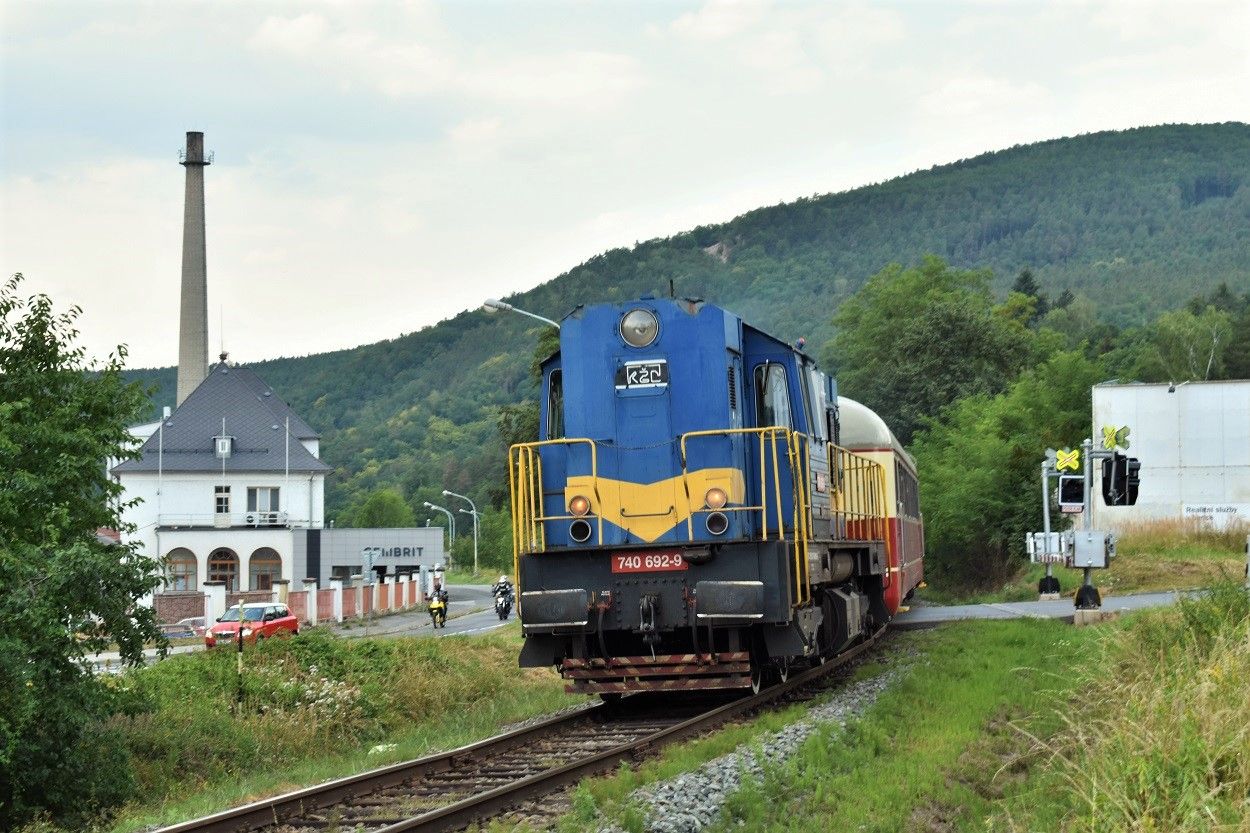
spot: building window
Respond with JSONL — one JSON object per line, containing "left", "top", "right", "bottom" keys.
{"left": 247, "top": 487, "right": 280, "bottom": 513}
{"left": 249, "top": 547, "right": 282, "bottom": 591}
{"left": 208, "top": 548, "right": 239, "bottom": 591}
{"left": 165, "top": 548, "right": 197, "bottom": 591}
{"left": 214, "top": 435, "right": 234, "bottom": 459}
{"left": 215, "top": 486, "right": 230, "bottom": 515}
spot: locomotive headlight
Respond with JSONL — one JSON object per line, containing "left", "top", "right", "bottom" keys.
{"left": 620, "top": 308, "right": 659, "bottom": 348}
{"left": 706, "top": 512, "right": 729, "bottom": 535}
{"left": 568, "top": 495, "right": 591, "bottom": 516}
{"left": 704, "top": 487, "right": 728, "bottom": 509}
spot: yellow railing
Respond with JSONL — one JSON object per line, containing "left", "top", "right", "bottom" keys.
{"left": 827, "top": 445, "right": 892, "bottom": 586}
{"left": 508, "top": 438, "right": 604, "bottom": 577}
{"left": 508, "top": 431, "right": 889, "bottom": 611}
{"left": 679, "top": 427, "right": 813, "bottom": 607}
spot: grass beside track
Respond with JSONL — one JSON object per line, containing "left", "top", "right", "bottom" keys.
{"left": 91, "top": 623, "right": 584, "bottom": 833}
{"left": 530, "top": 585, "right": 1250, "bottom": 833}
{"left": 703, "top": 619, "right": 1099, "bottom": 832}
{"left": 921, "top": 518, "right": 1248, "bottom": 605}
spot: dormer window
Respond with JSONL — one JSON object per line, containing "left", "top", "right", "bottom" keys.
{"left": 214, "top": 435, "right": 234, "bottom": 459}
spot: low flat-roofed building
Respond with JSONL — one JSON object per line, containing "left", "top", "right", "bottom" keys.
{"left": 1091, "top": 379, "right": 1250, "bottom": 529}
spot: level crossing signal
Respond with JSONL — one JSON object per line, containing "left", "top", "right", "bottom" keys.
{"left": 1058, "top": 475, "right": 1085, "bottom": 512}
{"left": 1101, "top": 452, "right": 1140, "bottom": 506}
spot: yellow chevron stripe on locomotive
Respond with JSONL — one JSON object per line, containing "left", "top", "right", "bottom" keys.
{"left": 563, "top": 468, "right": 747, "bottom": 543}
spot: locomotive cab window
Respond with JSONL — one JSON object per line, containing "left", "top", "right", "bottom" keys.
{"left": 546, "top": 369, "right": 565, "bottom": 440}
{"left": 754, "top": 363, "right": 792, "bottom": 428}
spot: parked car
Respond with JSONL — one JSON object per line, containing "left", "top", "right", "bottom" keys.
{"left": 205, "top": 603, "right": 298, "bottom": 648}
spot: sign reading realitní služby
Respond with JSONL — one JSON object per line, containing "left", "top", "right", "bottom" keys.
{"left": 1183, "top": 504, "right": 1250, "bottom": 530}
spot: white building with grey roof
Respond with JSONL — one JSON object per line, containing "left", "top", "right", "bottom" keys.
{"left": 113, "top": 361, "right": 444, "bottom": 601}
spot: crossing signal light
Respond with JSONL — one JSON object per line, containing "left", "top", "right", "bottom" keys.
{"left": 1101, "top": 452, "right": 1140, "bottom": 506}
{"left": 1058, "top": 475, "right": 1085, "bottom": 512}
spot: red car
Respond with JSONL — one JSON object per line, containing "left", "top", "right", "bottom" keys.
{"left": 205, "top": 603, "right": 299, "bottom": 647}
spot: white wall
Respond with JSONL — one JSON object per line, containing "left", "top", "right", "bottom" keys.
{"left": 117, "top": 470, "right": 325, "bottom": 588}
{"left": 156, "top": 527, "right": 296, "bottom": 589}
{"left": 1092, "top": 381, "right": 1250, "bottom": 528}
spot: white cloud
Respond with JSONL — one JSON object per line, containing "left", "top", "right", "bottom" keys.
{"left": 671, "top": 0, "right": 770, "bottom": 41}
{"left": 2, "top": 0, "right": 1247, "bottom": 368}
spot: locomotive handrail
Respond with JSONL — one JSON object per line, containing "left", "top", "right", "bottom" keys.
{"left": 679, "top": 426, "right": 790, "bottom": 542}
{"left": 508, "top": 438, "right": 604, "bottom": 575}
{"left": 679, "top": 426, "right": 812, "bottom": 608}
{"left": 827, "top": 445, "right": 892, "bottom": 587}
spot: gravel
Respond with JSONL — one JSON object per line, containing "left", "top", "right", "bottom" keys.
{"left": 594, "top": 661, "right": 906, "bottom": 833}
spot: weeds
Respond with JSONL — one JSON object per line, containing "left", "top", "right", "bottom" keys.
{"left": 94, "top": 625, "right": 580, "bottom": 832}
{"left": 1003, "top": 583, "right": 1250, "bottom": 831}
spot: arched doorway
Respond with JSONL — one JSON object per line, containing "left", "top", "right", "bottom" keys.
{"left": 208, "top": 548, "right": 239, "bottom": 591}
{"left": 165, "top": 547, "right": 197, "bottom": 591}
{"left": 249, "top": 548, "right": 282, "bottom": 591}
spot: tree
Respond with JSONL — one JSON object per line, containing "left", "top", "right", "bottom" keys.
{"left": 0, "top": 274, "right": 163, "bottom": 827}
{"left": 824, "top": 256, "right": 1037, "bottom": 443}
{"left": 352, "top": 488, "right": 416, "bottom": 527}
{"left": 1011, "top": 268, "right": 1049, "bottom": 321}
{"left": 912, "top": 350, "right": 1105, "bottom": 586}
{"left": 1150, "top": 306, "right": 1233, "bottom": 381}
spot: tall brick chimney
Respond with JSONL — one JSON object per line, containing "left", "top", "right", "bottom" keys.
{"left": 176, "top": 130, "right": 211, "bottom": 404}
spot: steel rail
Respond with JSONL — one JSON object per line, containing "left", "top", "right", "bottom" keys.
{"left": 374, "top": 626, "right": 884, "bottom": 833}
{"left": 157, "top": 626, "right": 884, "bottom": 833}
{"left": 150, "top": 703, "right": 603, "bottom": 833}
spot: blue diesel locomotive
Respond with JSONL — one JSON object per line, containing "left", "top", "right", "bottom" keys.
{"left": 510, "top": 297, "right": 923, "bottom": 693}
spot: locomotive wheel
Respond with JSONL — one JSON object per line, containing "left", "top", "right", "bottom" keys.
{"left": 777, "top": 659, "right": 790, "bottom": 683}
{"left": 750, "top": 664, "right": 765, "bottom": 694}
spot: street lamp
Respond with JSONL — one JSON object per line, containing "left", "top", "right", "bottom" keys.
{"left": 443, "top": 489, "right": 479, "bottom": 576}
{"left": 483, "top": 298, "right": 561, "bottom": 329}
{"left": 422, "top": 502, "right": 455, "bottom": 567}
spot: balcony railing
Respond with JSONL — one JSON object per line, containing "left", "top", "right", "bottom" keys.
{"left": 157, "top": 511, "right": 319, "bottom": 529}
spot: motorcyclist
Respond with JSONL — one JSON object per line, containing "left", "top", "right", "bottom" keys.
{"left": 491, "top": 575, "right": 514, "bottom": 602}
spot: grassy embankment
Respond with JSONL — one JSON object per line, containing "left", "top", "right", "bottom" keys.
{"left": 536, "top": 582, "right": 1250, "bottom": 833}
{"left": 98, "top": 624, "right": 583, "bottom": 833}
{"left": 920, "top": 518, "right": 1248, "bottom": 605}
{"left": 539, "top": 619, "right": 1097, "bottom": 833}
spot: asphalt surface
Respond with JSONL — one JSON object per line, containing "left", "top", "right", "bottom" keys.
{"left": 894, "top": 589, "right": 1191, "bottom": 629}
{"left": 90, "top": 584, "right": 511, "bottom": 671}
{"left": 339, "top": 583, "right": 513, "bottom": 639}
{"left": 92, "top": 586, "right": 1191, "bottom": 671}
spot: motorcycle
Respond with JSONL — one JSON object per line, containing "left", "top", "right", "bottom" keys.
{"left": 494, "top": 588, "right": 513, "bottom": 621}
{"left": 428, "top": 594, "right": 447, "bottom": 628}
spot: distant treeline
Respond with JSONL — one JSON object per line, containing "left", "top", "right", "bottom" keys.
{"left": 121, "top": 123, "right": 1250, "bottom": 566}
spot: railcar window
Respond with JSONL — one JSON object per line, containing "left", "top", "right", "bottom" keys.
{"left": 754, "top": 364, "right": 792, "bottom": 428}
{"left": 894, "top": 464, "right": 920, "bottom": 518}
{"left": 546, "top": 370, "right": 565, "bottom": 440}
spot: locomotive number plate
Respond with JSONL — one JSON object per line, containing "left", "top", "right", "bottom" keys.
{"left": 611, "top": 550, "right": 688, "bottom": 573}
{"left": 615, "top": 360, "right": 669, "bottom": 389}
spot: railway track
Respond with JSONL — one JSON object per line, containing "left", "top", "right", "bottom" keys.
{"left": 156, "top": 629, "right": 884, "bottom": 833}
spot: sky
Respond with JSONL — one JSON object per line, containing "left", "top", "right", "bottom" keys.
{"left": 2, "top": 0, "right": 1247, "bottom": 369}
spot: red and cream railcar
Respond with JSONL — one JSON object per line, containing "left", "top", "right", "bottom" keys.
{"left": 837, "top": 397, "right": 925, "bottom": 614}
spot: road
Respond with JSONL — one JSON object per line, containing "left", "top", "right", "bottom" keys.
{"left": 894, "top": 589, "right": 1192, "bottom": 629}
{"left": 91, "top": 584, "right": 511, "bottom": 672}
{"left": 340, "top": 584, "right": 512, "bottom": 639}
{"left": 93, "top": 586, "right": 1187, "bottom": 672}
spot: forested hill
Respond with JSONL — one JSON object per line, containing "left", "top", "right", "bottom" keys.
{"left": 126, "top": 123, "right": 1250, "bottom": 520}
